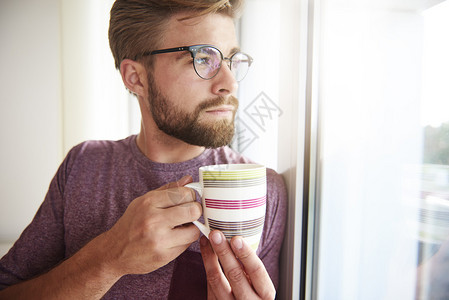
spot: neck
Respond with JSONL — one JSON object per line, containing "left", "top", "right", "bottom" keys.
{"left": 136, "top": 119, "right": 206, "bottom": 164}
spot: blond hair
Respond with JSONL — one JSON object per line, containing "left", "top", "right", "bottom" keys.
{"left": 109, "top": 0, "right": 243, "bottom": 69}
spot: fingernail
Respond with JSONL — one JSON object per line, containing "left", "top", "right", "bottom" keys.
{"left": 232, "top": 237, "right": 243, "bottom": 250}
{"left": 179, "top": 175, "right": 192, "bottom": 185}
{"left": 211, "top": 231, "right": 222, "bottom": 245}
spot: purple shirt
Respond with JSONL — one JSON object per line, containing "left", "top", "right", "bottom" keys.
{"left": 0, "top": 135, "right": 287, "bottom": 299}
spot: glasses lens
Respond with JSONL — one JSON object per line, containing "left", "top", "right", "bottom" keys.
{"left": 230, "top": 52, "right": 252, "bottom": 82}
{"left": 193, "top": 47, "right": 222, "bottom": 79}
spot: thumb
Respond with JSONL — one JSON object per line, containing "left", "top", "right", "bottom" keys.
{"left": 178, "top": 174, "right": 194, "bottom": 186}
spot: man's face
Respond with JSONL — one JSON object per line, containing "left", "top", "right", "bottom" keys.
{"left": 145, "top": 13, "right": 240, "bottom": 148}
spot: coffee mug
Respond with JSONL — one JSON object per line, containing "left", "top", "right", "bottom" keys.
{"left": 186, "top": 164, "right": 267, "bottom": 251}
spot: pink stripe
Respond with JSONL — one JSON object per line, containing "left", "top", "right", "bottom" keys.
{"left": 205, "top": 196, "right": 266, "bottom": 209}
{"left": 207, "top": 202, "right": 264, "bottom": 208}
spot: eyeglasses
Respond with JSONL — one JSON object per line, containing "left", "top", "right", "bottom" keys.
{"left": 142, "top": 45, "right": 253, "bottom": 82}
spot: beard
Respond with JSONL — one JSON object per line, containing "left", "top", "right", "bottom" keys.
{"left": 146, "top": 75, "right": 238, "bottom": 148}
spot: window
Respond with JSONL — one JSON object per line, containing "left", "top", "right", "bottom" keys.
{"left": 307, "top": 0, "right": 449, "bottom": 299}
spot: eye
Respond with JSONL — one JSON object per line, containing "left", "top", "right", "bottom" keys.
{"left": 195, "top": 56, "right": 210, "bottom": 65}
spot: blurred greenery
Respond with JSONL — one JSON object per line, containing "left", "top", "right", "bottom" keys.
{"left": 423, "top": 121, "right": 449, "bottom": 165}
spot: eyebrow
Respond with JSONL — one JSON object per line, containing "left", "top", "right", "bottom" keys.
{"left": 175, "top": 51, "right": 193, "bottom": 60}
{"left": 228, "top": 47, "right": 241, "bottom": 56}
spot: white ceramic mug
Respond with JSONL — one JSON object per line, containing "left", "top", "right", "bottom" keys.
{"left": 186, "top": 164, "right": 267, "bottom": 251}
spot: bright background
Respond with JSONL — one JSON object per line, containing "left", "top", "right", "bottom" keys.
{"left": 3, "top": 0, "right": 447, "bottom": 299}
{"left": 0, "top": 0, "right": 140, "bottom": 251}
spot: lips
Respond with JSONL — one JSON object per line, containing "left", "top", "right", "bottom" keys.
{"left": 204, "top": 105, "right": 236, "bottom": 118}
{"left": 205, "top": 105, "right": 235, "bottom": 113}
{"left": 197, "top": 96, "right": 239, "bottom": 117}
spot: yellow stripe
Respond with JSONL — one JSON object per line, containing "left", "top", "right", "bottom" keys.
{"left": 203, "top": 170, "right": 265, "bottom": 180}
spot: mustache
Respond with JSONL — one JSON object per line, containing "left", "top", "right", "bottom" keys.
{"left": 196, "top": 96, "right": 239, "bottom": 112}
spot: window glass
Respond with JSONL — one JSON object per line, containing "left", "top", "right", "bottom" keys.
{"left": 314, "top": 1, "right": 449, "bottom": 299}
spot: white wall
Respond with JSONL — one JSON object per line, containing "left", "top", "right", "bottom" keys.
{"left": 238, "top": 1, "right": 307, "bottom": 299}
{"left": 0, "top": 0, "right": 139, "bottom": 257}
{"left": 234, "top": 0, "right": 281, "bottom": 170}
{"left": 0, "top": 0, "right": 63, "bottom": 245}
{"left": 60, "top": 0, "right": 138, "bottom": 153}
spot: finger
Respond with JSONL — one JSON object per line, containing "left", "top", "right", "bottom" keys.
{"left": 156, "top": 175, "right": 193, "bottom": 191}
{"left": 199, "top": 236, "right": 233, "bottom": 299}
{"left": 153, "top": 186, "right": 197, "bottom": 208}
{"left": 162, "top": 201, "right": 202, "bottom": 227}
{"left": 146, "top": 225, "right": 200, "bottom": 267}
{"left": 207, "top": 283, "right": 218, "bottom": 300}
{"left": 169, "top": 223, "right": 201, "bottom": 247}
{"left": 208, "top": 231, "right": 257, "bottom": 298}
{"left": 230, "top": 237, "right": 276, "bottom": 299}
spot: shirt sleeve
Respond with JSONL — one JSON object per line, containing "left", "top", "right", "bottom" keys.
{"left": 0, "top": 146, "right": 79, "bottom": 290}
{"left": 257, "top": 168, "right": 288, "bottom": 290}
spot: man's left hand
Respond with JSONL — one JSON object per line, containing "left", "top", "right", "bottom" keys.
{"left": 199, "top": 230, "right": 275, "bottom": 300}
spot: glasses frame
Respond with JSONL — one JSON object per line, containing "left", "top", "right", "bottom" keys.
{"left": 141, "top": 44, "right": 253, "bottom": 81}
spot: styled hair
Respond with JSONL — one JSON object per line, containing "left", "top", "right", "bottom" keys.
{"left": 109, "top": 0, "right": 243, "bottom": 70}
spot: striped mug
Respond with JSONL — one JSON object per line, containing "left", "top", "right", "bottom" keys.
{"left": 186, "top": 164, "right": 266, "bottom": 251}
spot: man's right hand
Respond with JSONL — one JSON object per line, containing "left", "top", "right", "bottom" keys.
{"left": 0, "top": 175, "right": 202, "bottom": 300}
{"left": 103, "top": 175, "right": 202, "bottom": 276}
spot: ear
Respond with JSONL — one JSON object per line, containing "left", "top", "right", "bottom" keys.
{"left": 120, "top": 59, "right": 147, "bottom": 97}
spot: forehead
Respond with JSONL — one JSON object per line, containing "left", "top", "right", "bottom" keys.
{"left": 162, "top": 12, "right": 238, "bottom": 55}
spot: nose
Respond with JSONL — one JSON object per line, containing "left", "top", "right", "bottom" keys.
{"left": 222, "top": 58, "right": 232, "bottom": 69}
{"left": 210, "top": 61, "right": 238, "bottom": 96}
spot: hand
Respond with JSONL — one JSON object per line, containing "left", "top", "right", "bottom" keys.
{"left": 103, "top": 175, "right": 202, "bottom": 276}
{"left": 200, "top": 230, "right": 276, "bottom": 300}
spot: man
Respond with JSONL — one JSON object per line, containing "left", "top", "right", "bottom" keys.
{"left": 0, "top": 0, "right": 287, "bottom": 298}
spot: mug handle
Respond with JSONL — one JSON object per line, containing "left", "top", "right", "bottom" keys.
{"left": 185, "top": 182, "right": 211, "bottom": 238}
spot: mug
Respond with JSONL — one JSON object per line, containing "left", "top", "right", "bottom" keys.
{"left": 186, "top": 163, "right": 267, "bottom": 251}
